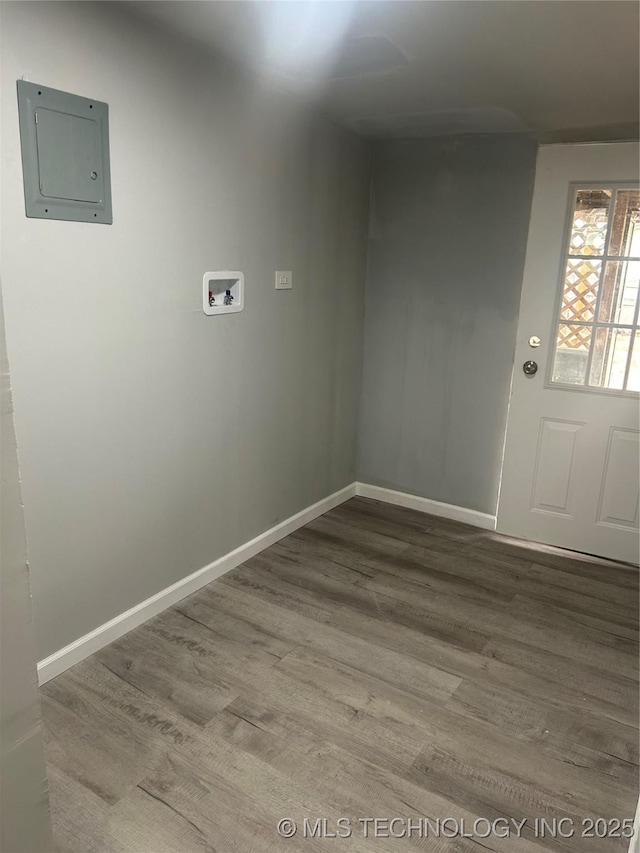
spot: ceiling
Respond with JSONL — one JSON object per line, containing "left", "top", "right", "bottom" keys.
{"left": 129, "top": 1, "right": 640, "bottom": 141}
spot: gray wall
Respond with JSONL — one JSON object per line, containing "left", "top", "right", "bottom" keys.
{"left": 358, "top": 135, "right": 537, "bottom": 515}
{"left": 1, "top": 2, "right": 370, "bottom": 660}
{"left": 0, "top": 291, "right": 53, "bottom": 852}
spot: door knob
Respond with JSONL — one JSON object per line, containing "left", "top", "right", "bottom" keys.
{"left": 523, "top": 360, "right": 538, "bottom": 376}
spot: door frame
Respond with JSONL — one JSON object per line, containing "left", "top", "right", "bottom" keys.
{"left": 496, "top": 141, "right": 640, "bottom": 561}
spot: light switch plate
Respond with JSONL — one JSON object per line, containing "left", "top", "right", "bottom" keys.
{"left": 275, "top": 270, "right": 292, "bottom": 290}
{"left": 17, "top": 80, "right": 112, "bottom": 224}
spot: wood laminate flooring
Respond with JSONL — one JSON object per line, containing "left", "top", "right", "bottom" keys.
{"left": 41, "top": 497, "right": 639, "bottom": 853}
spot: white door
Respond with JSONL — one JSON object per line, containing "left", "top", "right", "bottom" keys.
{"left": 499, "top": 142, "right": 640, "bottom": 565}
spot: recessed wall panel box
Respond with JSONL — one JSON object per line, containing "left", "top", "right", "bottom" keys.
{"left": 17, "top": 80, "right": 112, "bottom": 224}
{"left": 203, "top": 271, "right": 244, "bottom": 316}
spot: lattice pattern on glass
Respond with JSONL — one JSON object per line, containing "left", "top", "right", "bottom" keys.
{"left": 559, "top": 259, "right": 601, "bottom": 325}
{"left": 551, "top": 187, "right": 640, "bottom": 391}
{"left": 568, "top": 190, "right": 610, "bottom": 256}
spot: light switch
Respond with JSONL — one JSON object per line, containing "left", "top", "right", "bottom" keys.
{"left": 275, "top": 270, "right": 292, "bottom": 290}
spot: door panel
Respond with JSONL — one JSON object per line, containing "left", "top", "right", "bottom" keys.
{"left": 597, "top": 428, "right": 639, "bottom": 529}
{"left": 532, "top": 419, "right": 583, "bottom": 515}
{"left": 499, "top": 143, "right": 640, "bottom": 565}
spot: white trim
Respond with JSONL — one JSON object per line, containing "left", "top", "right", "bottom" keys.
{"left": 37, "top": 483, "right": 356, "bottom": 684}
{"left": 356, "top": 483, "right": 497, "bottom": 531}
{"left": 630, "top": 797, "right": 640, "bottom": 853}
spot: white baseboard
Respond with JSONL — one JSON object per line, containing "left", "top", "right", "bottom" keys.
{"left": 356, "top": 482, "right": 497, "bottom": 531}
{"left": 37, "top": 481, "right": 494, "bottom": 684}
{"left": 37, "top": 482, "right": 357, "bottom": 685}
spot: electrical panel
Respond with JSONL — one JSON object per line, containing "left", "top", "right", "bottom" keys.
{"left": 17, "top": 80, "right": 112, "bottom": 224}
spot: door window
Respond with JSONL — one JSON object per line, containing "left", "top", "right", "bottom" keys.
{"left": 551, "top": 186, "right": 640, "bottom": 392}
